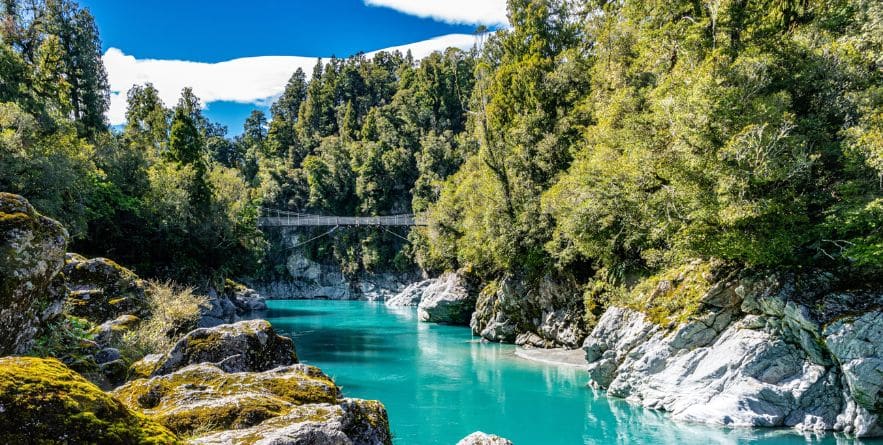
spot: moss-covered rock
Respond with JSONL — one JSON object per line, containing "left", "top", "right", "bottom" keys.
{"left": 152, "top": 320, "right": 297, "bottom": 376}
{"left": 190, "top": 398, "right": 392, "bottom": 445}
{"left": 129, "top": 353, "right": 164, "bottom": 380}
{"left": 63, "top": 254, "right": 149, "bottom": 323}
{"left": 0, "top": 193, "right": 68, "bottom": 354}
{"left": 92, "top": 314, "right": 141, "bottom": 347}
{"left": 113, "top": 363, "right": 342, "bottom": 436}
{"left": 0, "top": 356, "right": 179, "bottom": 444}
{"left": 611, "top": 260, "right": 732, "bottom": 327}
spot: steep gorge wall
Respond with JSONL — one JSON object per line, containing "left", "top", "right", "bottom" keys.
{"left": 254, "top": 229, "right": 421, "bottom": 300}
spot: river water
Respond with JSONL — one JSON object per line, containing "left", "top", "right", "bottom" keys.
{"left": 259, "top": 300, "right": 870, "bottom": 445}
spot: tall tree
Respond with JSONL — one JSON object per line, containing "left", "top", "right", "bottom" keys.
{"left": 42, "top": 0, "right": 109, "bottom": 136}
{"left": 124, "top": 83, "right": 169, "bottom": 154}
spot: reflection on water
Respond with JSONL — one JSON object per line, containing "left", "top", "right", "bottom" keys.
{"left": 256, "top": 300, "right": 877, "bottom": 445}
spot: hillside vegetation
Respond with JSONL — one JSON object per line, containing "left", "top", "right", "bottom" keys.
{"left": 1, "top": 0, "right": 881, "bottom": 302}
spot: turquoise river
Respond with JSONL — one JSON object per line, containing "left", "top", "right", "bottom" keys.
{"left": 258, "top": 300, "right": 875, "bottom": 445}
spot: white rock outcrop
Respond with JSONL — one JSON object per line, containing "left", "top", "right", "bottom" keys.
{"left": 385, "top": 279, "right": 434, "bottom": 306}
{"left": 417, "top": 272, "right": 476, "bottom": 325}
{"left": 583, "top": 270, "right": 883, "bottom": 437}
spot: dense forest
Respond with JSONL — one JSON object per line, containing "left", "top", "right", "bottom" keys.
{"left": 2, "top": 0, "right": 881, "bottom": 303}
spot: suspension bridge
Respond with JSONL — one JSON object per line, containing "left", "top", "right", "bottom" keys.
{"left": 258, "top": 208, "right": 427, "bottom": 228}
{"left": 258, "top": 208, "right": 426, "bottom": 247}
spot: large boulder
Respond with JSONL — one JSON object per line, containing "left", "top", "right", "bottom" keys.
{"left": 191, "top": 398, "right": 392, "bottom": 445}
{"left": 114, "top": 362, "right": 392, "bottom": 444}
{"left": 0, "top": 356, "right": 177, "bottom": 444}
{"left": 113, "top": 363, "right": 341, "bottom": 435}
{"left": 584, "top": 268, "right": 883, "bottom": 437}
{"left": 0, "top": 193, "right": 68, "bottom": 354}
{"left": 471, "top": 274, "right": 586, "bottom": 348}
{"left": 151, "top": 319, "right": 297, "bottom": 376}
{"left": 417, "top": 272, "right": 476, "bottom": 325}
{"left": 457, "top": 432, "right": 514, "bottom": 445}
{"left": 63, "top": 253, "right": 149, "bottom": 323}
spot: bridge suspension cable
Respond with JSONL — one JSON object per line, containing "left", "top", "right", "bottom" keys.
{"left": 284, "top": 225, "right": 340, "bottom": 250}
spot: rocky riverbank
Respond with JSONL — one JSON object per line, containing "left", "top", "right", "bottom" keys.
{"left": 582, "top": 264, "right": 883, "bottom": 437}
{"left": 0, "top": 193, "right": 392, "bottom": 444}
{"left": 387, "top": 270, "right": 587, "bottom": 349}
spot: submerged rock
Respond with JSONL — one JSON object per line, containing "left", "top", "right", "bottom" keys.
{"left": 457, "top": 432, "right": 514, "bottom": 445}
{"left": 584, "top": 269, "right": 883, "bottom": 437}
{"left": 0, "top": 356, "right": 177, "bottom": 444}
{"left": 0, "top": 193, "right": 68, "bottom": 354}
{"left": 151, "top": 319, "right": 297, "bottom": 376}
{"left": 417, "top": 272, "right": 476, "bottom": 325}
{"left": 63, "top": 254, "right": 149, "bottom": 323}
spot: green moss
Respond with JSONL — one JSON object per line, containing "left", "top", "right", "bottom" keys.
{"left": 113, "top": 364, "right": 341, "bottom": 436}
{"left": 611, "top": 262, "right": 715, "bottom": 326}
{"left": 0, "top": 356, "right": 179, "bottom": 445}
{"left": 128, "top": 355, "right": 161, "bottom": 380}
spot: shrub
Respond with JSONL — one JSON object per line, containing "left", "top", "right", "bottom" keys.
{"left": 118, "top": 280, "right": 207, "bottom": 360}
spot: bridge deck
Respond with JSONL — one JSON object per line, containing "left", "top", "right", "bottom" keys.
{"left": 259, "top": 214, "right": 426, "bottom": 227}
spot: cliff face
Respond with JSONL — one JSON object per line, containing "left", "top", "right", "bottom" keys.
{"left": 470, "top": 274, "right": 587, "bottom": 348}
{"left": 583, "top": 269, "right": 883, "bottom": 437}
{"left": 256, "top": 230, "right": 420, "bottom": 300}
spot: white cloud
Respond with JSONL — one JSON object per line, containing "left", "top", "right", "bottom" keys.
{"left": 364, "top": 0, "right": 508, "bottom": 25}
{"left": 103, "top": 34, "right": 479, "bottom": 125}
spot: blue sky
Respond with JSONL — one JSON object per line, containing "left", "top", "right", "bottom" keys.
{"left": 80, "top": 0, "right": 507, "bottom": 135}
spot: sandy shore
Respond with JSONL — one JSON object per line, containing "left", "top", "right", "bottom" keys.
{"left": 514, "top": 347, "right": 588, "bottom": 369}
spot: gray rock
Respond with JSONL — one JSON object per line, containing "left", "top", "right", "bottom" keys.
{"left": 0, "top": 193, "right": 68, "bottom": 354}
{"left": 224, "top": 281, "right": 267, "bottom": 313}
{"left": 825, "top": 311, "right": 883, "bottom": 436}
{"left": 62, "top": 254, "right": 149, "bottom": 323}
{"left": 95, "top": 347, "right": 122, "bottom": 364}
{"left": 456, "top": 431, "right": 513, "bottom": 445}
{"left": 585, "top": 306, "right": 842, "bottom": 430}
{"left": 198, "top": 288, "right": 238, "bottom": 328}
{"left": 191, "top": 398, "right": 392, "bottom": 445}
{"left": 152, "top": 319, "right": 297, "bottom": 375}
{"left": 585, "top": 264, "right": 883, "bottom": 439}
{"left": 417, "top": 272, "right": 476, "bottom": 325}
{"left": 114, "top": 363, "right": 392, "bottom": 445}
{"left": 385, "top": 279, "right": 433, "bottom": 307}
{"left": 98, "top": 358, "right": 128, "bottom": 386}
{"left": 92, "top": 314, "right": 140, "bottom": 347}
{"left": 253, "top": 236, "right": 419, "bottom": 301}
{"left": 470, "top": 274, "right": 586, "bottom": 348}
